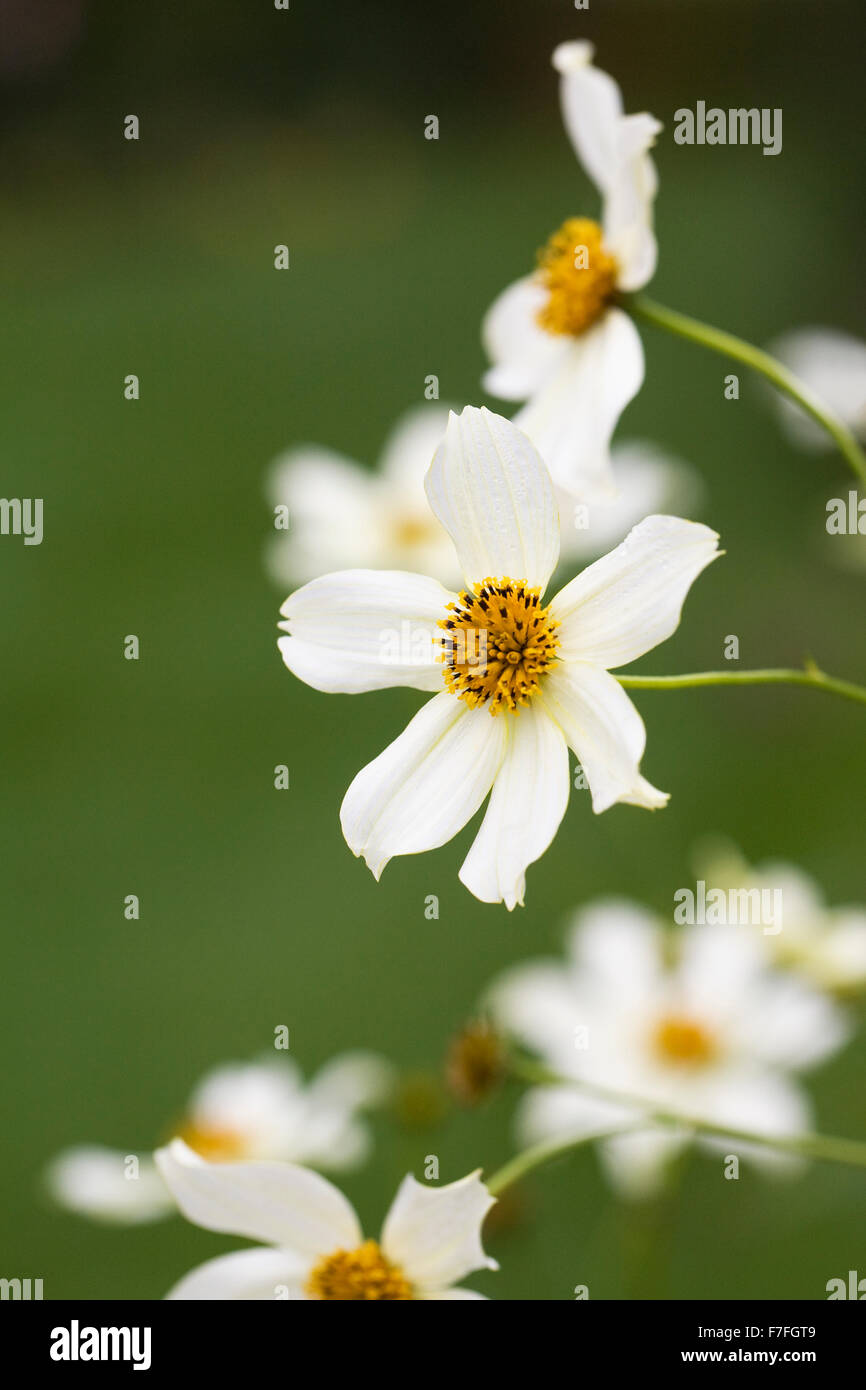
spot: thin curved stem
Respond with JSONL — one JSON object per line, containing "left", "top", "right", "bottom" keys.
{"left": 627, "top": 294, "right": 866, "bottom": 489}
{"left": 617, "top": 664, "right": 866, "bottom": 711}
{"left": 482, "top": 1056, "right": 866, "bottom": 1196}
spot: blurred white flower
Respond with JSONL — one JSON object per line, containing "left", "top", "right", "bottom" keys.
{"left": 265, "top": 406, "right": 460, "bottom": 589}
{"left": 46, "top": 1052, "right": 392, "bottom": 1225}
{"left": 696, "top": 841, "right": 866, "bottom": 994}
{"left": 557, "top": 439, "right": 702, "bottom": 566}
{"left": 156, "top": 1140, "right": 497, "bottom": 1300}
{"left": 488, "top": 899, "right": 849, "bottom": 1199}
{"left": 483, "top": 41, "right": 661, "bottom": 501}
{"left": 768, "top": 328, "right": 866, "bottom": 450}
{"left": 278, "top": 406, "right": 719, "bottom": 908}
{"left": 268, "top": 402, "right": 699, "bottom": 587}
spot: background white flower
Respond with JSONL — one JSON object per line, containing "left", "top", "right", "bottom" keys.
{"left": 557, "top": 439, "right": 702, "bottom": 566}
{"left": 268, "top": 404, "right": 699, "bottom": 587}
{"left": 46, "top": 1052, "right": 392, "bottom": 1224}
{"left": 768, "top": 328, "right": 866, "bottom": 450}
{"left": 265, "top": 406, "right": 461, "bottom": 589}
{"left": 156, "top": 1140, "right": 497, "bottom": 1300}
{"left": 482, "top": 41, "right": 661, "bottom": 502}
{"left": 696, "top": 840, "right": 866, "bottom": 994}
{"left": 488, "top": 899, "right": 850, "bottom": 1200}
{"left": 277, "top": 406, "right": 719, "bottom": 908}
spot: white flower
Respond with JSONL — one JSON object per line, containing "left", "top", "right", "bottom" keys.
{"left": 277, "top": 406, "right": 719, "bottom": 908}
{"left": 768, "top": 328, "right": 866, "bottom": 449}
{"left": 557, "top": 439, "right": 702, "bottom": 565}
{"left": 155, "top": 1140, "right": 497, "bottom": 1300}
{"left": 265, "top": 406, "right": 461, "bottom": 589}
{"left": 698, "top": 841, "right": 866, "bottom": 994}
{"left": 46, "top": 1053, "right": 392, "bottom": 1225}
{"left": 482, "top": 42, "right": 661, "bottom": 501}
{"left": 488, "top": 900, "right": 849, "bottom": 1199}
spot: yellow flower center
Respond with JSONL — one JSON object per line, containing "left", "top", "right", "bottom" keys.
{"left": 391, "top": 514, "right": 440, "bottom": 548}
{"left": 438, "top": 578, "right": 559, "bottom": 715}
{"left": 174, "top": 1120, "right": 249, "bottom": 1162}
{"left": 306, "top": 1240, "right": 413, "bottom": 1300}
{"left": 536, "top": 217, "right": 619, "bottom": 337}
{"left": 652, "top": 1015, "right": 717, "bottom": 1067}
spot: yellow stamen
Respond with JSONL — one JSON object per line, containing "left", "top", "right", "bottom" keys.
{"left": 438, "top": 577, "right": 559, "bottom": 715}
{"left": 536, "top": 217, "right": 619, "bottom": 337}
{"left": 173, "top": 1121, "right": 248, "bottom": 1162}
{"left": 306, "top": 1240, "right": 413, "bottom": 1301}
{"left": 652, "top": 1015, "right": 717, "bottom": 1067}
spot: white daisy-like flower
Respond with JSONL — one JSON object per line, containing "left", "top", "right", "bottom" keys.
{"left": 483, "top": 41, "right": 661, "bottom": 501}
{"left": 768, "top": 328, "right": 866, "bottom": 450}
{"left": 155, "top": 1140, "right": 497, "bottom": 1300}
{"left": 277, "top": 406, "right": 719, "bottom": 908}
{"left": 697, "top": 841, "right": 866, "bottom": 994}
{"left": 46, "top": 1053, "right": 392, "bottom": 1225}
{"left": 488, "top": 900, "right": 849, "bottom": 1199}
{"left": 265, "top": 406, "right": 460, "bottom": 589}
{"left": 558, "top": 439, "right": 702, "bottom": 565}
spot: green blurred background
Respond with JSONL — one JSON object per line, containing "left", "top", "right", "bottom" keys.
{"left": 2, "top": 0, "right": 865, "bottom": 1300}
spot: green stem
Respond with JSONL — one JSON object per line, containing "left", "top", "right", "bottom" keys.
{"left": 483, "top": 1057, "right": 866, "bottom": 1196}
{"left": 617, "top": 664, "right": 866, "bottom": 711}
{"left": 627, "top": 294, "right": 866, "bottom": 489}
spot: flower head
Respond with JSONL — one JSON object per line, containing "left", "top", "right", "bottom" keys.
{"left": 46, "top": 1053, "right": 391, "bottom": 1224}
{"left": 266, "top": 406, "right": 461, "bottom": 588}
{"left": 483, "top": 42, "right": 661, "bottom": 501}
{"left": 697, "top": 841, "right": 866, "bottom": 994}
{"left": 155, "top": 1140, "right": 497, "bottom": 1300}
{"left": 488, "top": 899, "right": 849, "bottom": 1198}
{"left": 278, "top": 405, "right": 719, "bottom": 908}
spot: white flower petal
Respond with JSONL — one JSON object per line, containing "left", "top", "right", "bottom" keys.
{"left": 599, "top": 1127, "right": 688, "bottom": 1200}
{"left": 603, "top": 112, "right": 661, "bottom": 291}
{"left": 482, "top": 276, "right": 570, "bottom": 401}
{"left": 155, "top": 1140, "right": 361, "bottom": 1256}
{"left": 381, "top": 1171, "right": 497, "bottom": 1292}
{"left": 307, "top": 1052, "right": 394, "bottom": 1110}
{"left": 340, "top": 691, "right": 507, "bottom": 879}
{"left": 540, "top": 662, "right": 668, "bottom": 812}
{"left": 45, "top": 1147, "right": 171, "bottom": 1225}
{"left": 735, "top": 975, "right": 850, "bottom": 1072}
{"left": 425, "top": 406, "right": 560, "bottom": 590}
{"left": 487, "top": 961, "right": 591, "bottom": 1062}
{"left": 459, "top": 705, "right": 569, "bottom": 909}
{"left": 557, "top": 439, "right": 702, "bottom": 562}
{"left": 188, "top": 1060, "right": 303, "bottom": 1157}
{"left": 419, "top": 1287, "right": 489, "bottom": 1300}
{"left": 553, "top": 41, "right": 624, "bottom": 195}
{"left": 165, "top": 1248, "right": 309, "bottom": 1301}
{"left": 517, "top": 1084, "right": 636, "bottom": 1149}
{"left": 769, "top": 328, "right": 866, "bottom": 448}
{"left": 512, "top": 308, "right": 645, "bottom": 502}
{"left": 278, "top": 569, "right": 452, "bottom": 694}
{"left": 697, "top": 1066, "right": 810, "bottom": 1176}
{"left": 566, "top": 898, "right": 665, "bottom": 1002}
{"left": 814, "top": 912, "right": 866, "bottom": 990}
{"left": 550, "top": 515, "right": 720, "bottom": 668}
{"left": 265, "top": 448, "right": 380, "bottom": 586}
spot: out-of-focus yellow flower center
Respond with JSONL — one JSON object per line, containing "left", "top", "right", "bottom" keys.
{"left": 536, "top": 217, "right": 619, "bottom": 337}
{"left": 306, "top": 1240, "right": 413, "bottom": 1300}
{"left": 652, "top": 1015, "right": 717, "bottom": 1067}
{"left": 438, "top": 577, "right": 559, "bottom": 715}
{"left": 174, "top": 1120, "right": 249, "bottom": 1162}
{"left": 391, "top": 514, "right": 440, "bottom": 548}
